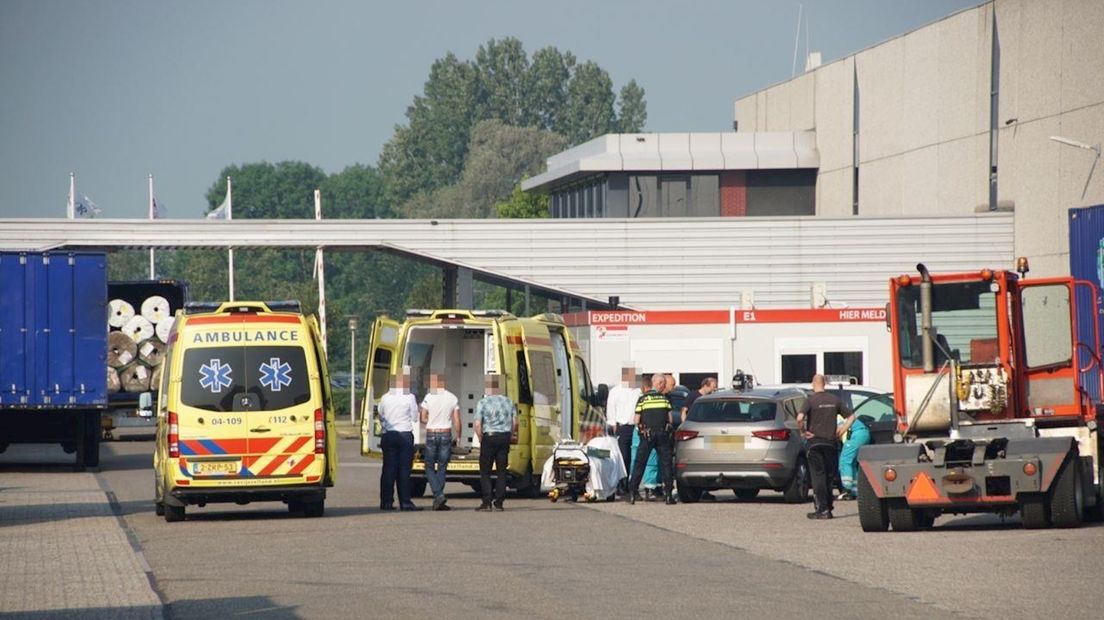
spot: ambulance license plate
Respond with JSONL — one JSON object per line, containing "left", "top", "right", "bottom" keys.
{"left": 193, "top": 460, "right": 240, "bottom": 475}
{"left": 707, "top": 436, "right": 745, "bottom": 450}
{"left": 448, "top": 461, "right": 481, "bottom": 472}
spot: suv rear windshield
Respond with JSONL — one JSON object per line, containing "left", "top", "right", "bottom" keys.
{"left": 687, "top": 399, "right": 777, "bottom": 423}
{"left": 180, "top": 346, "right": 312, "bottom": 412}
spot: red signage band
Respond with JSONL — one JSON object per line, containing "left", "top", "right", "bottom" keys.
{"left": 564, "top": 307, "right": 887, "bottom": 326}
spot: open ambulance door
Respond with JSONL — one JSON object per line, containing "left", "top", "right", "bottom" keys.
{"left": 308, "top": 316, "right": 338, "bottom": 484}
{"left": 360, "top": 316, "right": 401, "bottom": 456}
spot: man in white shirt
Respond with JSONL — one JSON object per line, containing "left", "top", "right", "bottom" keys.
{"left": 605, "top": 365, "right": 641, "bottom": 494}
{"left": 420, "top": 373, "right": 461, "bottom": 511}
{"left": 378, "top": 371, "right": 422, "bottom": 511}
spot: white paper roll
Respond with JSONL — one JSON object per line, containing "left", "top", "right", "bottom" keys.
{"left": 141, "top": 295, "right": 171, "bottom": 324}
{"left": 119, "top": 362, "right": 151, "bottom": 392}
{"left": 106, "top": 367, "right": 121, "bottom": 393}
{"left": 108, "top": 299, "right": 136, "bottom": 328}
{"left": 122, "top": 315, "right": 155, "bottom": 343}
{"left": 155, "top": 317, "right": 174, "bottom": 343}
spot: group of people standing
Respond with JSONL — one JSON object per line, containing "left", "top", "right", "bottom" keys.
{"left": 605, "top": 367, "right": 718, "bottom": 505}
{"left": 377, "top": 371, "right": 517, "bottom": 513}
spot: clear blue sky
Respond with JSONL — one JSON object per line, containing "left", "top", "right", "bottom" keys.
{"left": 0, "top": 0, "right": 980, "bottom": 219}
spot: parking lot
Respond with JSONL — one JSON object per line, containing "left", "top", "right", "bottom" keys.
{"left": 1, "top": 429, "right": 1100, "bottom": 619}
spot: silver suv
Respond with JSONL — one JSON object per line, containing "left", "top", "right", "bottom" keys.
{"left": 675, "top": 387, "right": 810, "bottom": 504}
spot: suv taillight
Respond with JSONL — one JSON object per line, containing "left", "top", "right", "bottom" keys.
{"left": 168, "top": 411, "right": 179, "bottom": 457}
{"left": 675, "top": 430, "right": 699, "bottom": 441}
{"left": 314, "top": 408, "right": 325, "bottom": 454}
{"left": 751, "top": 429, "right": 790, "bottom": 441}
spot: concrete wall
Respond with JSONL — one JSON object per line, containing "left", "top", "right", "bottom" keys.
{"left": 733, "top": 0, "right": 1104, "bottom": 277}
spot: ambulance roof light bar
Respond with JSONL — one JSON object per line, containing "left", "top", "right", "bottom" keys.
{"left": 184, "top": 300, "right": 302, "bottom": 315}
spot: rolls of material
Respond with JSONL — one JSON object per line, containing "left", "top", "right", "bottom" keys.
{"left": 155, "top": 317, "right": 174, "bottom": 343}
{"left": 108, "top": 299, "right": 136, "bottom": 328}
{"left": 107, "top": 367, "right": 121, "bottom": 393}
{"left": 108, "top": 331, "right": 138, "bottom": 368}
{"left": 138, "top": 338, "right": 165, "bottom": 366}
{"left": 141, "top": 295, "right": 171, "bottom": 324}
{"left": 122, "top": 315, "right": 155, "bottom": 343}
{"left": 150, "top": 364, "right": 163, "bottom": 391}
{"left": 119, "top": 363, "right": 151, "bottom": 392}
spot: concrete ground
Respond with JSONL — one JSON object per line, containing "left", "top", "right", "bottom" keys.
{"left": 2, "top": 430, "right": 1101, "bottom": 619}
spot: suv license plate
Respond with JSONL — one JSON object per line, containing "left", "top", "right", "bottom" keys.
{"left": 193, "top": 461, "right": 240, "bottom": 475}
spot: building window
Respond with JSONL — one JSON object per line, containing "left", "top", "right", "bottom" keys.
{"left": 781, "top": 354, "right": 817, "bottom": 384}
{"left": 824, "top": 351, "right": 864, "bottom": 385}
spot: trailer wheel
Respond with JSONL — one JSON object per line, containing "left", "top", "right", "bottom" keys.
{"left": 82, "top": 412, "right": 100, "bottom": 468}
{"left": 1020, "top": 494, "right": 1049, "bottom": 528}
{"left": 164, "top": 504, "right": 185, "bottom": 523}
{"left": 888, "top": 499, "right": 919, "bottom": 532}
{"left": 858, "top": 468, "right": 889, "bottom": 532}
{"left": 1049, "top": 454, "right": 1084, "bottom": 529}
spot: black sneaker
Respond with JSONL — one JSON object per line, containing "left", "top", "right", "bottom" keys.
{"left": 476, "top": 502, "right": 492, "bottom": 512}
{"left": 432, "top": 495, "right": 445, "bottom": 510}
{"left": 493, "top": 504, "right": 504, "bottom": 512}
{"left": 806, "top": 510, "right": 834, "bottom": 520}
{"left": 437, "top": 503, "right": 451, "bottom": 511}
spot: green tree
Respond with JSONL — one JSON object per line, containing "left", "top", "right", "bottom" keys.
{"left": 560, "top": 61, "right": 617, "bottom": 145}
{"left": 617, "top": 79, "right": 647, "bottom": 133}
{"left": 403, "top": 120, "right": 566, "bottom": 219}
{"left": 380, "top": 39, "right": 645, "bottom": 207}
{"left": 320, "top": 164, "right": 388, "bottom": 219}
{"left": 496, "top": 184, "right": 548, "bottom": 219}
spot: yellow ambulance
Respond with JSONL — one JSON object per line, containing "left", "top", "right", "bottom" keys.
{"left": 360, "top": 309, "right": 607, "bottom": 496}
{"left": 153, "top": 301, "right": 338, "bottom": 522}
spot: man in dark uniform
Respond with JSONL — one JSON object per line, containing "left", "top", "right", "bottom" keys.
{"left": 797, "top": 374, "right": 850, "bottom": 519}
{"left": 627, "top": 374, "right": 676, "bottom": 505}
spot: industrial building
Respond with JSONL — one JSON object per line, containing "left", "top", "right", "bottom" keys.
{"left": 521, "top": 0, "right": 1103, "bottom": 388}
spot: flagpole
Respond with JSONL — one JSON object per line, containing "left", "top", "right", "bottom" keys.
{"left": 227, "top": 176, "right": 234, "bottom": 302}
{"left": 68, "top": 172, "right": 75, "bottom": 219}
{"left": 148, "top": 174, "right": 155, "bottom": 279}
{"left": 314, "top": 189, "right": 327, "bottom": 355}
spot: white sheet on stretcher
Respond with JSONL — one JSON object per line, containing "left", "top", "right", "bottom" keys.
{"left": 540, "top": 436, "right": 626, "bottom": 500}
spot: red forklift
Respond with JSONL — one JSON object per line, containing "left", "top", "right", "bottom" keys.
{"left": 857, "top": 260, "right": 1104, "bottom": 531}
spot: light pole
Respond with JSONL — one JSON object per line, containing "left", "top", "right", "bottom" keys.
{"left": 348, "top": 317, "right": 358, "bottom": 425}
{"left": 1050, "top": 135, "right": 1101, "bottom": 201}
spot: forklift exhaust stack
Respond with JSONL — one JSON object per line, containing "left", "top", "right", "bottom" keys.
{"left": 917, "top": 263, "right": 934, "bottom": 373}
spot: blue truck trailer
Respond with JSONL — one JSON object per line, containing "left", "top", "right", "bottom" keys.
{"left": 0, "top": 251, "right": 108, "bottom": 469}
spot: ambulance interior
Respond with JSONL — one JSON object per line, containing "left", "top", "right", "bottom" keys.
{"left": 402, "top": 324, "right": 576, "bottom": 450}
{"left": 404, "top": 326, "right": 496, "bottom": 450}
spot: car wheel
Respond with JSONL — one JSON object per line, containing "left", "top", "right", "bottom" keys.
{"left": 1049, "top": 454, "right": 1083, "bottom": 529}
{"left": 517, "top": 468, "right": 542, "bottom": 499}
{"left": 680, "top": 485, "right": 703, "bottom": 504}
{"left": 782, "top": 457, "right": 810, "bottom": 503}
{"left": 857, "top": 468, "right": 889, "bottom": 532}
{"left": 303, "top": 500, "right": 325, "bottom": 518}
{"left": 164, "top": 504, "right": 185, "bottom": 523}
{"left": 734, "top": 488, "right": 760, "bottom": 500}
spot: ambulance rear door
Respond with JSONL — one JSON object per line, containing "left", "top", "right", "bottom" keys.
{"left": 308, "top": 316, "right": 338, "bottom": 485}
{"left": 361, "top": 316, "right": 401, "bottom": 456}
{"left": 518, "top": 319, "right": 558, "bottom": 468}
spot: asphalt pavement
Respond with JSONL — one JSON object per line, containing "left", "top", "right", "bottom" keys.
{"left": 3, "top": 431, "right": 1102, "bottom": 619}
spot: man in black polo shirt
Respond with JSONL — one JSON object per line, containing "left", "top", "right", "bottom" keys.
{"left": 627, "top": 374, "right": 676, "bottom": 505}
{"left": 797, "top": 374, "right": 849, "bottom": 519}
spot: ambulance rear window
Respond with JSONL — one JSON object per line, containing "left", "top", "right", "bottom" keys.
{"left": 181, "top": 346, "right": 312, "bottom": 412}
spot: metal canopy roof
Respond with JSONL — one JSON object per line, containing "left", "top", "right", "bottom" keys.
{"left": 521, "top": 131, "right": 820, "bottom": 192}
{"left": 0, "top": 213, "right": 1013, "bottom": 310}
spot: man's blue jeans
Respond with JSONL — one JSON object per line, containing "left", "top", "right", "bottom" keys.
{"left": 423, "top": 431, "right": 453, "bottom": 499}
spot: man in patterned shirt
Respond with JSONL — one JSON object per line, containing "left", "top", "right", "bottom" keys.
{"left": 474, "top": 374, "right": 518, "bottom": 512}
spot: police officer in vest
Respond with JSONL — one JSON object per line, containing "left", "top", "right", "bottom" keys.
{"left": 627, "top": 374, "right": 676, "bottom": 505}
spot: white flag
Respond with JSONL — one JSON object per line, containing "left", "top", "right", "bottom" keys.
{"left": 206, "top": 194, "right": 229, "bottom": 219}
{"left": 74, "top": 195, "right": 102, "bottom": 218}
{"left": 152, "top": 197, "right": 166, "bottom": 219}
